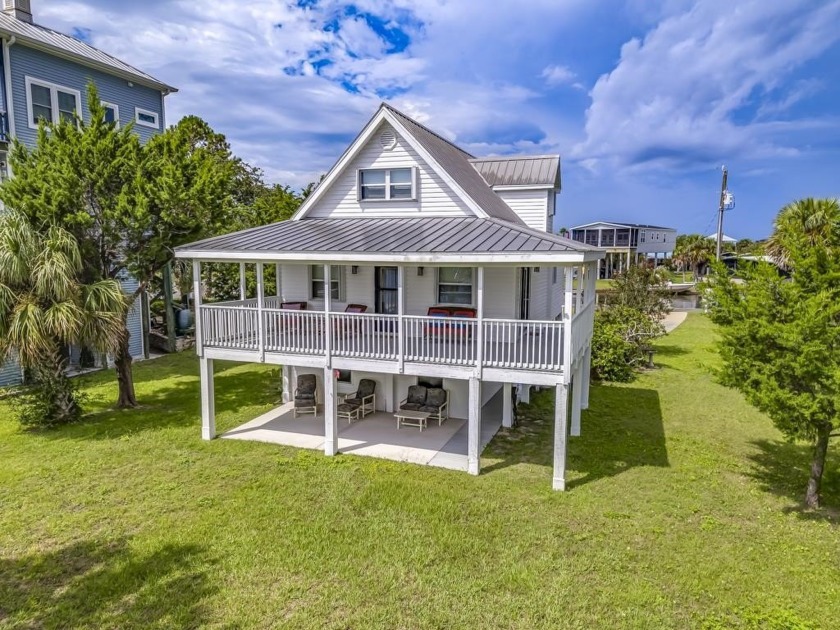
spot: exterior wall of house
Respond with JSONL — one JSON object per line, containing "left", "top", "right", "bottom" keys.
{"left": 307, "top": 121, "right": 473, "bottom": 220}
{"left": 495, "top": 189, "right": 551, "bottom": 232}
{"left": 277, "top": 263, "right": 517, "bottom": 319}
{"left": 636, "top": 229, "right": 677, "bottom": 254}
{"left": 6, "top": 43, "right": 165, "bottom": 147}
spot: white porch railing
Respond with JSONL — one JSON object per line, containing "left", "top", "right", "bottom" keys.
{"left": 199, "top": 305, "right": 572, "bottom": 372}
{"left": 332, "top": 312, "right": 399, "bottom": 360}
{"left": 404, "top": 315, "right": 477, "bottom": 366}
{"left": 484, "top": 319, "right": 563, "bottom": 371}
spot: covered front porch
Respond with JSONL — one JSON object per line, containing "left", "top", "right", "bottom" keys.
{"left": 220, "top": 392, "right": 504, "bottom": 472}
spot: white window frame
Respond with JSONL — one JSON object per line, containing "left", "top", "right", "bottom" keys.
{"left": 357, "top": 167, "right": 417, "bottom": 202}
{"left": 640, "top": 230, "right": 646, "bottom": 243}
{"left": 436, "top": 267, "right": 474, "bottom": 306}
{"left": 102, "top": 102, "right": 120, "bottom": 127}
{"left": 309, "top": 265, "right": 344, "bottom": 301}
{"left": 25, "top": 76, "right": 82, "bottom": 129}
{"left": 135, "top": 107, "right": 160, "bottom": 129}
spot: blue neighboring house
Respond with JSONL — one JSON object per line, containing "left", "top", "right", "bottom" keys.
{"left": 0, "top": 0, "right": 177, "bottom": 387}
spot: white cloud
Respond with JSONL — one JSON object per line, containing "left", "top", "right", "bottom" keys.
{"left": 575, "top": 0, "right": 840, "bottom": 172}
{"left": 541, "top": 64, "right": 576, "bottom": 86}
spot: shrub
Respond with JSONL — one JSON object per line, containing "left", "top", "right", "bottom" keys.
{"left": 591, "top": 306, "right": 664, "bottom": 382}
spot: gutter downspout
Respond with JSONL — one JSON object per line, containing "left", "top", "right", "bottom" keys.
{"left": 2, "top": 35, "right": 16, "bottom": 141}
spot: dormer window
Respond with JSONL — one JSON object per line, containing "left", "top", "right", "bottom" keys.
{"left": 358, "top": 167, "right": 416, "bottom": 201}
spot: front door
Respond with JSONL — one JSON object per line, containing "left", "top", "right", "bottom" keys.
{"left": 518, "top": 267, "right": 531, "bottom": 320}
{"left": 375, "top": 266, "right": 398, "bottom": 314}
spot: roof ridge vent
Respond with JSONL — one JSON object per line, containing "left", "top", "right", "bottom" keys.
{"left": 3, "top": 0, "right": 32, "bottom": 23}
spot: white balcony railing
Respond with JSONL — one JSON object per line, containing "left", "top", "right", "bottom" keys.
{"left": 198, "top": 305, "right": 582, "bottom": 373}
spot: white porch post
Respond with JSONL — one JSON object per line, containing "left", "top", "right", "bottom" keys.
{"left": 282, "top": 365, "right": 291, "bottom": 404}
{"left": 518, "top": 384, "right": 530, "bottom": 404}
{"left": 324, "top": 366, "right": 338, "bottom": 456}
{"left": 475, "top": 266, "right": 484, "bottom": 371}
{"left": 581, "top": 345, "right": 592, "bottom": 409}
{"left": 239, "top": 263, "right": 246, "bottom": 301}
{"left": 467, "top": 377, "right": 481, "bottom": 475}
{"left": 553, "top": 381, "right": 570, "bottom": 490}
{"left": 200, "top": 357, "right": 215, "bottom": 440}
{"left": 397, "top": 265, "right": 405, "bottom": 373}
{"left": 323, "top": 264, "right": 332, "bottom": 364}
{"left": 275, "top": 263, "right": 281, "bottom": 298}
{"left": 502, "top": 383, "right": 513, "bottom": 428}
{"left": 563, "top": 267, "right": 574, "bottom": 375}
{"left": 256, "top": 262, "right": 265, "bottom": 363}
{"left": 192, "top": 260, "right": 203, "bottom": 357}
{"left": 571, "top": 363, "right": 583, "bottom": 437}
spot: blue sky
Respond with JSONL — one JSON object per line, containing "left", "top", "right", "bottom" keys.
{"left": 38, "top": 0, "right": 840, "bottom": 239}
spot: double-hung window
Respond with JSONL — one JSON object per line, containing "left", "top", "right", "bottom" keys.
{"left": 311, "top": 265, "right": 342, "bottom": 300}
{"left": 359, "top": 167, "right": 415, "bottom": 201}
{"left": 103, "top": 103, "right": 120, "bottom": 126}
{"left": 437, "top": 267, "right": 473, "bottom": 305}
{"left": 26, "top": 77, "right": 81, "bottom": 128}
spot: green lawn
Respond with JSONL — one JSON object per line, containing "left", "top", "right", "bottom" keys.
{"left": 1, "top": 315, "right": 838, "bottom": 628}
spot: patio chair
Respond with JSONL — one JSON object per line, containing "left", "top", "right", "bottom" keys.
{"left": 334, "top": 303, "right": 369, "bottom": 337}
{"left": 343, "top": 378, "right": 376, "bottom": 417}
{"left": 293, "top": 374, "right": 317, "bottom": 418}
{"left": 399, "top": 385, "right": 449, "bottom": 425}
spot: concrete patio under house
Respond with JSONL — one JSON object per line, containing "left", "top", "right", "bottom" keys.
{"left": 175, "top": 103, "right": 600, "bottom": 489}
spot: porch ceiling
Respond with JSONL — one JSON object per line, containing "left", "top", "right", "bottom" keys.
{"left": 175, "top": 217, "right": 602, "bottom": 264}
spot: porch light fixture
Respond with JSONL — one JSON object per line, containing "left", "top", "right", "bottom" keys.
{"left": 351, "top": 266, "right": 359, "bottom": 275}
{"left": 417, "top": 267, "right": 424, "bottom": 276}
{"left": 534, "top": 267, "right": 540, "bottom": 272}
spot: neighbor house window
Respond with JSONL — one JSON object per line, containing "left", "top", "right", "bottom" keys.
{"left": 135, "top": 107, "right": 160, "bottom": 129}
{"left": 437, "top": 267, "right": 473, "bottom": 305}
{"left": 311, "top": 265, "right": 342, "bottom": 300}
{"left": 358, "top": 167, "right": 415, "bottom": 201}
{"left": 640, "top": 230, "right": 646, "bottom": 243}
{"left": 102, "top": 103, "right": 119, "bottom": 126}
{"left": 25, "top": 77, "right": 81, "bottom": 128}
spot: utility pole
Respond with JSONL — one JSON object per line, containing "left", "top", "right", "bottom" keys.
{"left": 716, "top": 165, "right": 729, "bottom": 260}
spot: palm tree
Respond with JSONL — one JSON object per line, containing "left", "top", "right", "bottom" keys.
{"left": 673, "top": 234, "right": 715, "bottom": 279}
{"left": 766, "top": 198, "right": 840, "bottom": 268}
{"left": 0, "top": 212, "right": 126, "bottom": 426}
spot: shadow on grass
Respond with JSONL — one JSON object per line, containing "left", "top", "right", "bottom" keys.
{"left": 40, "top": 359, "right": 279, "bottom": 440}
{"left": 747, "top": 439, "right": 839, "bottom": 524}
{"left": 483, "top": 384, "right": 669, "bottom": 488}
{"left": 0, "top": 538, "right": 214, "bottom": 627}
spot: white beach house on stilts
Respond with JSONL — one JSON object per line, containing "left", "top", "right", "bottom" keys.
{"left": 175, "top": 104, "right": 601, "bottom": 490}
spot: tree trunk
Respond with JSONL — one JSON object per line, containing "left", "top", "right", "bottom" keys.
{"left": 115, "top": 324, "right": 137, "bottom": 408}
{"left": 805, "top": 426, "right": 831, "bottom": 509}
{"left": 33, "top": 345, "right": 81, "bottom": 425}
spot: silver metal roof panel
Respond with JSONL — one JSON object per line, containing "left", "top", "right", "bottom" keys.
{"left": 470, "top": 155, "right": 561, "bottom": 188}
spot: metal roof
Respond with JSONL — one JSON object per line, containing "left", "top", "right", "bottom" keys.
{"left": 176, "top": 217, "right": 598, "bottom": 262}
{"left": 0, "top": 14, "right": 176, "bottom": 93}
{"left": 470, "top": 155, "right": 561, "bottom": 188}
{"left": 383, "top": 105, "right": 526, "bottom": 226}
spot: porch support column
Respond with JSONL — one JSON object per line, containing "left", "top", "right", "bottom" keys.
{"left": 239, "top": 263, "right": 246, "bottom": 301}
{"left": 467, "top": 377, "right": 481, "bottom": 475}
{"left": 563, "top": 267, "right": 574, "bottom": 381}
{"left": 518, "top": 384, "right": 530, "bottom": 404}
{"left": 256, "top": 262, "right": 265, "bottom": 363}
{"left": 200, "top": 357, "right": 215, "bottom": 440}
{"left": 581, "top": 345, "right": 592, "bottom": 410}
{"left": 475, "top": 266, "right": 484, "bottom": 371}
{"left": 282, "top": 365, "right": 291, "bottom": 404}
{"left": 571, "top": 362, "right": 582, "bottom": 437}
{"left": 275, "top": 264, "right": 281, "bottom": 299}
{"left": 502, "top": 383, "right": 513, "bottom": 428}
{"left": 397, "top": 265, "right": 405, "bottom": 373}
{"left": 324, "top": 366, "right": 338, "bottom": 456}
{"left": 323, "top": 264, "right": 332, "bottom": 365}
{"left": 553, "top": 381, "right": 570, "bottom": 491}
{"left": 192, "top": 260, "right": 203, "bottom": 357}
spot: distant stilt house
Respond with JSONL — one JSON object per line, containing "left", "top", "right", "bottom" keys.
{"left": 570, "top": 222, "right": 677, "bottom": 278}
{"left": 0, "top": 0, "right": 176, "bottom": 387}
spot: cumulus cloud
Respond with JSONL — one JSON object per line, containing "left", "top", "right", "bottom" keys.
{"left": 541, "top": 64, "right": 576, "bottom": 86}
{"left": 575, "top": 0, "right": 840, "bottom": 172}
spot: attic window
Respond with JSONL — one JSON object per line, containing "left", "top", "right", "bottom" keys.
{"left": 358, "top": 168, "right": 415, "bottom": 201}
{"left": 135, "top": 107, "right": 159, "bottom": 129}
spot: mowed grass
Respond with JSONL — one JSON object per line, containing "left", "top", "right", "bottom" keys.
{"left": 1, "top": 314, "right": 838, "bottom": 628}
